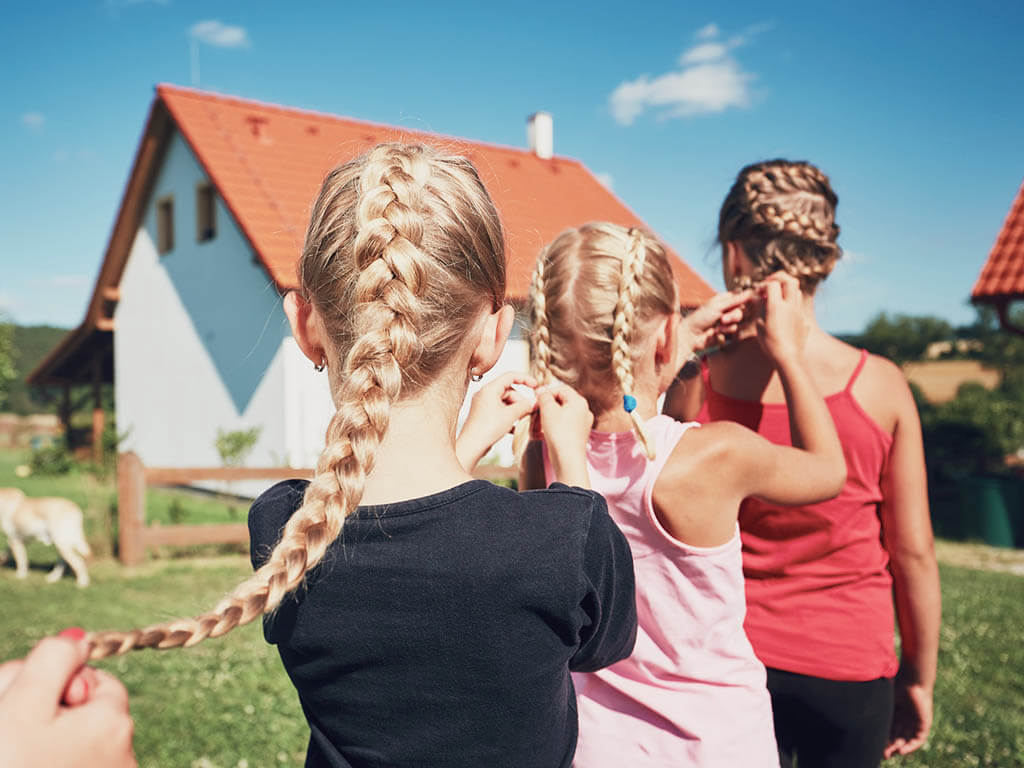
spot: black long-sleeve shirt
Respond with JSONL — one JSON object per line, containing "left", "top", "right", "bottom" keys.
{"left": 249, "top": 479, "right": 637, "bottom": 768}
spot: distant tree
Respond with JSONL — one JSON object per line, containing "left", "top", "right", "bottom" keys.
{"left": 851, "top": 312, "right": 953, "bottom": 364}
{"left": 0, "top": 316, "right": 17, "bottom": 410}
{"left": 957, "top": 304, "right": 1024, "bottom": 368}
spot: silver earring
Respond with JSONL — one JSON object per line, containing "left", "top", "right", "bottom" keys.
{"left": 471, "top": 370, "right": 483, "bottom": 382}
{"left": 314, "top": 357, "right": 326, "bottom": 373}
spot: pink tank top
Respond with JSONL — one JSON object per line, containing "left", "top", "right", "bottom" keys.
{"left": 698, "top": 350, "right": 898, "bottom": 681}
{"left": 544, "top": 415, "right": 778, "bottom": 768}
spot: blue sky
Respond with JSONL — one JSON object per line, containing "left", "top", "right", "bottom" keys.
{"left": 2, "top": 0, "right": 1022, "bottom": 333}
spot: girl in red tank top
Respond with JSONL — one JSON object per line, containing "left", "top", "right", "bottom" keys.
{"left": 666, "top": 160, "right": 941, "bottom": 768}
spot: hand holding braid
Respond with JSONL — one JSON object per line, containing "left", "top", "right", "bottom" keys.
{"left": 87, "top": 144, "right": 442, "bottom": 659}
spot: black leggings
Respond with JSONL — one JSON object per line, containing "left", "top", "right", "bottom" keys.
{"left": 767, "top": 668, "right": 894, "bottom": 768}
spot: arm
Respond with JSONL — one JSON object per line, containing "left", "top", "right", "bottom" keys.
{"left": 663, "top": 289, "right": 752, "bottom": 421}
{"left": 534, "top": 385, "right": 593, "bottom": 489}
{"left": 723, "top": 275, "right": 846, "bottom": 504}
{"left": 653, "top": 275, "right": 846, "bottom": 547}
{"left": 455, "top": 373, "right": 537, "bottom": 472}
{"left": 518, "top": 440, "right": 547, "bottom": 491}
{"left": 663, "top": 358, "right": 705, "bottom": 422}
{"left": 879, "top": 373, "right": 940, "bottom": 759}
{"left": 570, "top": 493, "right": 638, "bottom": 672}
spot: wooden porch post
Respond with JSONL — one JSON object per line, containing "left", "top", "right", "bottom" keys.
{"left": 59, "top": 385, "right": 72, "bottom": 438}
{"left": 117, "top": 452, "right": 146, "bottom": 566}
{"left": 91, "top": 359, "right": 104, "bottom": 464}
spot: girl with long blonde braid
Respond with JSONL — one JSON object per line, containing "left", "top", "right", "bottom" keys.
{"left": 665, "top": 159, "right": 941, "bottom": 768}
{"left": 520, "top": 222, "right": 847, "bottom": 767}
{"left": 84, "top": 144, "right": 638, "bottom": 767}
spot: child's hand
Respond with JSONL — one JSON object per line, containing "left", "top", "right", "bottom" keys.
{"left": 537, "top": 384, "right": 593, "bottom": 488}
{"left": 456, "top": 372, "right": 538, "bottom": 471}
{"left": 755, "top": 271, "right": 807, "bottom": 365}
{"left": 679, "top": 289, "right": 755, "bottom": 358}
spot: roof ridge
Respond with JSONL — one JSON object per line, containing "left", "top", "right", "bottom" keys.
{"left": 155, "top": 82, "right": 583, "bottom": 166}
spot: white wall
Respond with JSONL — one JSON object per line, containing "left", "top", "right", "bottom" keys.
{"left": 115, "top": 131, "right": 308, "bottom": 476}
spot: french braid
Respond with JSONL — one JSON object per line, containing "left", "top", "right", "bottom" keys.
{"left": 720, "top": 159, "right": 841, "bottom": 293}
{"left": 87, "top": 143, "right": 505, "bottom": 658}
{"left": 611, "top": 229, "right": 656, "bottom": 459}
{"left": 512, "top": 246, "right": 554, "bottom": 460}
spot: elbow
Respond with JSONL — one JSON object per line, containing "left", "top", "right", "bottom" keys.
{"left": 824, "top": 455, "right": 847, "bottom": 499}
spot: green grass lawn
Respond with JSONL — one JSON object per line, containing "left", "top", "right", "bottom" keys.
{"left": 1, "top": 450, "right": 1022, "bottom": 766}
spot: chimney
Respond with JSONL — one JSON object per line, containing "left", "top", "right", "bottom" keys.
{"left": 527, "top": 112, "right": 553, "bottom": 159}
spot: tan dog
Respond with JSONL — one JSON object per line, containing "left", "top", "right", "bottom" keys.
{"left": 0, "top": 488, "right": 90, "bottom": 587}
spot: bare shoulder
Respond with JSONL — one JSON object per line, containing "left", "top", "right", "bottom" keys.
{"left": 657, "top": 421, "right": 747, "bottom": 489}
{"left": 851, "top": 351, "right": 917, "bottom": 435}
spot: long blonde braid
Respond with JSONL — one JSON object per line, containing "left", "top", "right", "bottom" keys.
{"left": 611, "top": 228, "right": 656, "bottom": 460}
{"left": 87, "top": 143, "right": 505, "bottom": 658}
{"left": 720, "top": 159, "right": 841, "bottom": 293}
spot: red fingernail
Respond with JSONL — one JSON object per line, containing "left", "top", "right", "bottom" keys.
{"left": 58, "top": 627, "right": 86, "bottom": 641}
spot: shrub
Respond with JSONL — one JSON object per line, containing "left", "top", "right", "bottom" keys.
{"left": 28, "top": 438, "right": 74, "bottom": 475}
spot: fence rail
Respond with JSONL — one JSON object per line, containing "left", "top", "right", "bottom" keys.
{"left": 116, "top": 452, "right": 516, "bottom": 565}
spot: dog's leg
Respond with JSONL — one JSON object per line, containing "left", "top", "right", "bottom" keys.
{"left": 9, "top": 536, "right": 29, "bottom": 580}
{"left": 46, "top": 560, "right": 67, "bottom": 583}
{"left": 54, "top": 539, "right": 90, "bottom": 588}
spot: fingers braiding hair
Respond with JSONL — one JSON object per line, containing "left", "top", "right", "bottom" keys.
{"left": 87, "top": 143, "right": 506, "bottom": 657}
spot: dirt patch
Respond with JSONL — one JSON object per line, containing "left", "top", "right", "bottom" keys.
{"left": 935, "top": 539, "right": 1024, "bottom": 575}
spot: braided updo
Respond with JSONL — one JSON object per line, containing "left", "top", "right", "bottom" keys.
{"left": 87, "top": 143, "right": 506, "bottom": 658}
{"left": 719, "top": 159, "right": 841, "bottom": 293}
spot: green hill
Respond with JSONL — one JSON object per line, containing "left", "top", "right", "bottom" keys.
{"left": 6, "top": 324, "right": 71, "bottom": 414}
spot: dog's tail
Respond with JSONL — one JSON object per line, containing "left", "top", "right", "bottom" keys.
{"left": 73, "top": 535, "right": 92, "bottom": 558}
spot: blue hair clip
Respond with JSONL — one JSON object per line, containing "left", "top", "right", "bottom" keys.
{"left": 623, "top": 394, "right": 637, "bottom": 413}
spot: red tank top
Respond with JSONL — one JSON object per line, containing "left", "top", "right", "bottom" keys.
{"left": 697, "top": 350, "right": 898, "bottom": 681}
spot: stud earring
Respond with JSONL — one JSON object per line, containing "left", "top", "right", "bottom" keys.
{"left": 470, "top": 369, "right": 483, "bottom": 382}
{"left": 314, "top": 357, "right": 326, "bottom": 373}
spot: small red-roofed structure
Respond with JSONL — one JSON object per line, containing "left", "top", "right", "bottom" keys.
{"left": 971, "top": 181, "right": 1024, "bottom": 335}
{"left": 28, "top": 85, "right": 712, "bottom": 470}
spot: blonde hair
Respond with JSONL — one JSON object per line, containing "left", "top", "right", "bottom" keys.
{"left": 719, "top": 159, "right": 841, "bottom": 292}
{"left": 87, "top": 143, "right": 505, "bottom": 658}
{"left": 519, "top": 222, "right": 676, "bottom": 461}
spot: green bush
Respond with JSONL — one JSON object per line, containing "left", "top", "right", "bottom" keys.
{"left": 28, "top": 439, "right": 74, "bottom": 476}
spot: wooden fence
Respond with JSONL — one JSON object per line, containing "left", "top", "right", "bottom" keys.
{"left": 116, "top": 452, "right": 516, "bottom": 565}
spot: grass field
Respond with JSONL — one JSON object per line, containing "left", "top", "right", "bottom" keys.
{"left": 1, "top": 450, "right": 1023, "bottom": 767}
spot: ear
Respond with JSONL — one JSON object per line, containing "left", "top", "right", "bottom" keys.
{"left": 469, "top": 304, "right": 514, "bottom": 376}
{"left": 723, "top": 241, "right": 742, "bottom": 282}
{"left": 283, "top": 291, "right": 328, "bottom": 366}
{"left": 654, "top": 311, "right": 678, "bottom": 370}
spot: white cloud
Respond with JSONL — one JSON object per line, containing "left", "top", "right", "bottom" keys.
{"left": 609, "top": 24, "right": 757, "bottom": 125}
{"left": 680, "top": 42, "right": 729, "bottom": 65}
{"left": 190, "top": 20, "right": 249, "bottom": 48}
{"left": 21, "top": 112, "right": 45, "bottom": 131}
{"left": 595, "top": 172, "right": 614, "bottom": 191}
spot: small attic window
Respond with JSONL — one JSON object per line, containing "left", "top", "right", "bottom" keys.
{"left": 196, "top": 184, "right": 216, "bottom": 242}
{"left": 157, "top": 196, "right": 174, "bottom": 254}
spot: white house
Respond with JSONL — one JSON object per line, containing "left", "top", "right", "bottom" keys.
{"left": 30, "top": 85, "right": 712, "bottom": 474}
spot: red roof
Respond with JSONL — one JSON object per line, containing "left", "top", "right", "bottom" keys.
{"left": 972, "top": 180, "right": 1024, "bottom": 301}
{"left": 157, "top": 84, "right": 711, "bottom": 304}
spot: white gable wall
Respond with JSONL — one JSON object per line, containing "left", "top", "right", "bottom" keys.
{"left": 114, "top": 130, "right": 335, "bottom": 476}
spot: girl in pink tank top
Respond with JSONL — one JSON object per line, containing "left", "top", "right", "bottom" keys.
{"left": 665, "top": 160, "right": 941, "bottom": 768}
{"left": 518, "top": 222, "right": 848, "bottom": 767}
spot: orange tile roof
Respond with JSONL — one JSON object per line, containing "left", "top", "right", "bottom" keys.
{"left": 972, "top": 180, "right": 1024, "bottom": 301}
{"left": 157, "top": 84, "right": 712, "bottom": 304}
